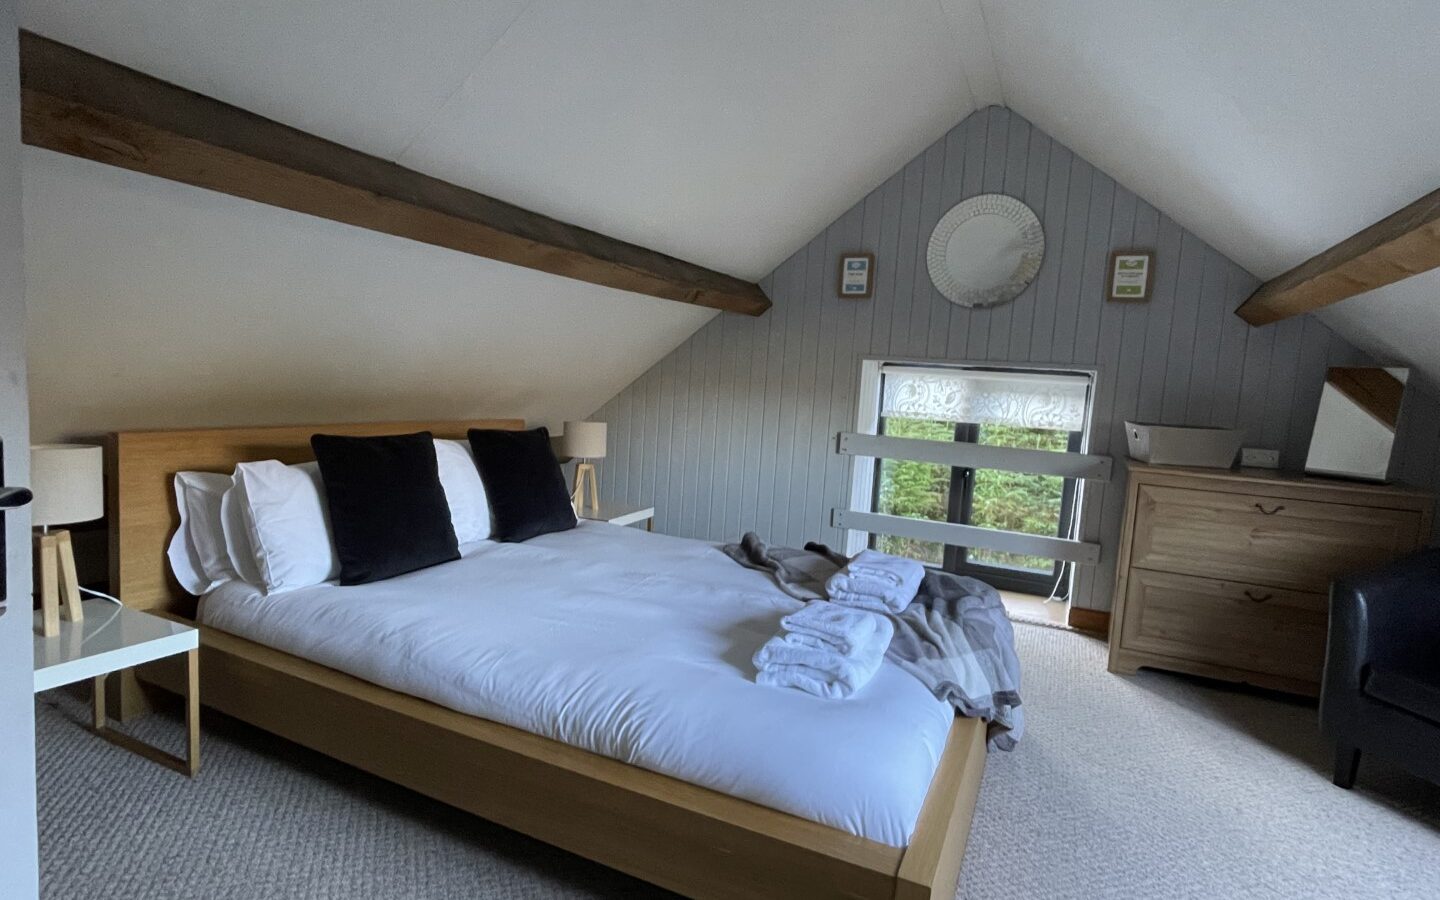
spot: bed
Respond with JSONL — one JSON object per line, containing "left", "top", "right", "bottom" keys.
{"left": 108, "top": 420, "right": 988, "bottom": 900}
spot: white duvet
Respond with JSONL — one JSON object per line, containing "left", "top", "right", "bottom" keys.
{"left": 200, "top": 522, "right": 954, "bottom": 846}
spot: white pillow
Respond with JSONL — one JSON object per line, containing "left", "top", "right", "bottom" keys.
{"left": 434, "top": 438, "right": 491, "bottom": 543}
{"left": 167, "top": 493, "right": 208, "bottom": 595}
{"left": 166, "top": 471, "right": 235, "bottom": 594}
{"left": 220, "top": 478, "right": 264, "bottom": 587}
{"left": 233, "top": 460, "right": 339, "bottom": 594}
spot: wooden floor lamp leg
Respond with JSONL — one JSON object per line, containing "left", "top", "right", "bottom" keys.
{"left": 36, "top": 533, "right": 60, "bottom": 637}
{"left": 57, "top": 530, "right": 83, "bottom": 624}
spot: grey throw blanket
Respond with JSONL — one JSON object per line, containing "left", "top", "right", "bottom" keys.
{"left": 719, "top": 532, "right": 849, "bottom": 601}
{"left": 722, "top": 533, "right": 1024, "bottom": 750}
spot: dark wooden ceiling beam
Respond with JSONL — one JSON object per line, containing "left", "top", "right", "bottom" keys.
{"left": 17, "top": 31, "right": 771, "bottom": 317}
{"left": 1235, "top": 186, "right": 1440, "bottom": 326}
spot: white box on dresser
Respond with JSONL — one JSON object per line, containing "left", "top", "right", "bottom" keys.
{"left": 1108, "top": 463, "right": 1434, "bottom": 696}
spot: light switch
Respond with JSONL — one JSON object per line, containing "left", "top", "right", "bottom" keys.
{"left": 1241, "top": 447, "right": 1280, "bottom": 469}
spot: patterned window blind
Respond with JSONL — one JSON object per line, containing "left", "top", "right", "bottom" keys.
{"left": 879, "top": 366, "right": 1090, "bottom": 432}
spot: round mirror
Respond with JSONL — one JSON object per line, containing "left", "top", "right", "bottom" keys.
{"left": 926, "top": 194, "right": 1044, "bottom": 308}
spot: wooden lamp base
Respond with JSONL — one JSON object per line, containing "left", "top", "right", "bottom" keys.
{"left": 572, "top": 462, "right": 600, "bottom": 515}
{"left": 36, "top": 528, "right": 83, "bottom": 637}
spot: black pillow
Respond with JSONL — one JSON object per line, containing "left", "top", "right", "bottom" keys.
{"left": 310, "top": 431, "right": 460, "bottom": 585}
{"left": 466, "top": 427, "right": 577, "bottom": 542}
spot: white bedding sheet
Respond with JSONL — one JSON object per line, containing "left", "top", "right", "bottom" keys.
{"left": 199, "top": 522, "right": 954, "bottom": 846}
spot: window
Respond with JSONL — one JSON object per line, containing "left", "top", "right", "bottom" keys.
{"left": 865, "top": 364, "right": 1092, "bottom": 596}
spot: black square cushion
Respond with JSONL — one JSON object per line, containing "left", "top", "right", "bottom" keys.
{"left": 467, "top": 427, "right": 577, "bottom": 542}
{"left": 311, "top": 431, "right": 460, "bottom": 585}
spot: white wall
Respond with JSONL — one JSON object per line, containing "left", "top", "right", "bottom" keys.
{"left": 0, "top": 0, "right": 40, "bottom": 894}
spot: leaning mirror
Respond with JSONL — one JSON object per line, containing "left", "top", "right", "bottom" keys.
{"left": 1304, "top": 366, "right": 1407, "bottom": 482}
{"left": 926, "top": 194, "right": 1044, "bottom": 308}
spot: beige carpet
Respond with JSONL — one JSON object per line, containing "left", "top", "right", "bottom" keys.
{"left": 35, "top": 623, "right": 1440, "bottom": 899}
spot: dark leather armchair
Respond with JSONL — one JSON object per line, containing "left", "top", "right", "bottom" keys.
{"left": 1321, "top": 547, "right": 1440, "bottom": 789}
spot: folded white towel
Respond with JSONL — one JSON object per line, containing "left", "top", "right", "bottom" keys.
{"left": 756, "top": 663, "right": 854, "bottom": 700}
{"left": 826, "top": 550, "right": 924, "bottom": 613}
{"left": 844, "top": 549, "right": 923, "bottom": 588}
{"left": 779, "top": 602, "right": 886, "bottom": 656}
{"left": 784, "top": 631, "right": 858, "bottom": 653}
{"left": 753, "top": 612, "right": 893, "bottom": 699}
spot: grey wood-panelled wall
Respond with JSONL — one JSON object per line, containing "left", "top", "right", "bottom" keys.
{"left": 591, "top": 106, "right": 1434, "bottom": 612}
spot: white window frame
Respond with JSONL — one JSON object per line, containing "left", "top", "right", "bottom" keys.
{"left": 842, "top": 358, "right": 1101, "bottom": 569}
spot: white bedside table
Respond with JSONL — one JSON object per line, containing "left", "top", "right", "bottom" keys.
{"left": 34, "top": 598, "right": 201, "bottom": 776}
{"left": 578, "top": 503, "right": 656, "bottom": 530}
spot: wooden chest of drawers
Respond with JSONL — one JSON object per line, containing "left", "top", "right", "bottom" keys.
{"left": 1108, "top": 463, "right": 1433, "bottom": 695}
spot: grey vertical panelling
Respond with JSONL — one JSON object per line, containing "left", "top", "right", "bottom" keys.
{"left": 1026, "top": 140, "right": 1070, "bottom": 360}
{"left": 590, "top": 107, "right": 1419, "bottom": 611}
{"left": 1236, "top": 300, "right": 1276, "bottom": 445}
{"left": 1284, "top": 317, "right": 1332, "bottom": 470}
{"left": 682, "top": 323, "right": 708, "bottom": 537}
{"left": 737, "top": 293, "right": 770, "bottom": 538}
{"left": 942, "top": 117, "right": 977, "bottom": 357}
{"left": 1008, "top": 128, "right": 1050, "bottom": 360}
{"left": 921, "top": 136, "right": 953, "bottom": 360}
{"left": 752, "top": 267, "right": 785, "bottom": 536}
{"left": 870, "top": 173, "right": 903, "bottom": 354}
{"left": 1135, "top": 216, "right": 1182, "bottom": 424}
{"left": 794, "top": 234, "right": 828, "bottom": 541}
{"left": 1212, "top": 268, "right": 1258, "bottom": 428}
{"left": 1262, "top": 318, "right": 1305, "bottom": 454}
{"left": 1184, "top": 248, "right": 1231, "bottom": 424}
{"left": 910, "top": 141, "right": 946, "bottom": 360}
{"left": 987, "top": 111, "right": 1032, "bottom": 361}
{"left": 1161, "top": 232, "right": 1205, "bottom": 422}
{"left": 821, "top": 204, "right": 866, "bottom": 538}
{"left": 889, "top": 157, "right": 924, "bottom": 358}
{"left": 712, "top": 313, "right": 741, "bottom": 537}
{"left": 770, "top": 248, "right": 805, "bottom": 541}
{"left": 1069, "top": 170, "right": 1117, "bottom": 604}
{"left": 1051, "top": 156, "right": 1092, "bottom": 363}
{"left": 1083, "top": 182, "right": 1137, "bottom": 611}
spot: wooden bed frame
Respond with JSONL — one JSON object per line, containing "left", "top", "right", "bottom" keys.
{"left": 108, "top": 420, "right": 988, "bottom": 900}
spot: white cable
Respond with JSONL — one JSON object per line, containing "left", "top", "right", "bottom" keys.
{"left": 81, "top": 603, "right": 122, "bottom": 645}
{"left": 79, "top": 586, "right": 123, "bottom": 606}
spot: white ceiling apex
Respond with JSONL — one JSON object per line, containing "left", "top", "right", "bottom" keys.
{"left": 936, "top": 0, "right": 1005, "bottom": 109}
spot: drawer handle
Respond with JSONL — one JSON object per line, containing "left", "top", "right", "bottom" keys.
{"left": 1243, "top": 590, "right": 1273, "bottom": 603}
{"left": 1254, "top": 502, "right": 1285, "bottom": 515}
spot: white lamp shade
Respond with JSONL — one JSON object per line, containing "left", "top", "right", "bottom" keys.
{"left": 560, "top": 421, "right": 607, "bottom": 460}
{"left": 30, "top": 443, "right": 104, "bottom": 527}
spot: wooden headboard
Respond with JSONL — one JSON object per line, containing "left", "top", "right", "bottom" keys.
{"left": 108, "top": 419, "right": 525, "bottom": 618}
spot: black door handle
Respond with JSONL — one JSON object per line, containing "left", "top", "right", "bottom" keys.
{"left": 0, "top": 486, "right": 33, "bottom": 509}
{"left": 0, "top": 435, "right": 18, "bottom": 606}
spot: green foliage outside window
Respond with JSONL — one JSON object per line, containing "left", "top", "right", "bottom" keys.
{"left": 874, "top": 418, "right": 952, "bottom": 565}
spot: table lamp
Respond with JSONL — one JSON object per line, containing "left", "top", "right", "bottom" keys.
{"left": 560, "top": 421, "right": 607, "bottom": 515}
{"left": 31, "top": 443, "right": 104, "bottom": 636}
